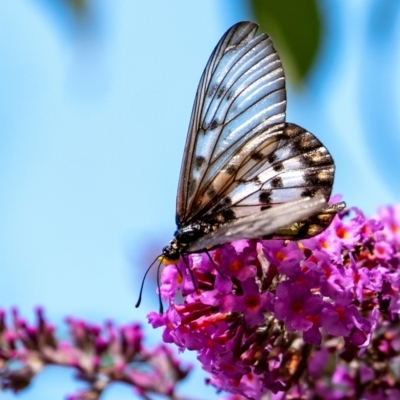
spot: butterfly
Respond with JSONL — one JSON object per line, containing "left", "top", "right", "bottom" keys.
{"left": 136, "top": 21, "right": 345, "bottom": 310}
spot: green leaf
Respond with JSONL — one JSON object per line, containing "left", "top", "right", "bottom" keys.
{"left": 249, "top": 0, "right": 322, "bottom": 87}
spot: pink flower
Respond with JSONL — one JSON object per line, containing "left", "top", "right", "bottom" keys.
{"left": 274, "top": 281, "right": 323, "bottom": 335}
{"left": 149, "top": 198, "right": 400, "bottom": 399}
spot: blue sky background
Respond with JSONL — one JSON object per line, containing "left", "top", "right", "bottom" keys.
{"left": 1, "top": 1, "right": 400, "bottom": 399}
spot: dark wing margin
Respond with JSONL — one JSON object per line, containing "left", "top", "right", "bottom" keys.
{"left": 185, "top": 195, "right": 336, "bottom": 252}
{"left": 176, "top": 21, "right": 286, "bottom": 226}
{"left": 270, "top": 200, "right": 346, "bottom": 240}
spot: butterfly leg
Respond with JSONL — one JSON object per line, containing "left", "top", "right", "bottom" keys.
{"left": 205, "top": 250, "right": 225, "bottom": 277}
{"left": 182, "top": 255, "right": 198, "bottom": 292}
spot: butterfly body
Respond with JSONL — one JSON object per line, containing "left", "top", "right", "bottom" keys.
{"left": 162, "top": 222, "right": 216, "bottom": 263}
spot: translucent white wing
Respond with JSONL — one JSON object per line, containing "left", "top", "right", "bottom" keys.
{"left": 176, "top": 21, "right": 286, "bottom": 226}
{"left": 185, "top": 196, "right": 331, "bottom": 253}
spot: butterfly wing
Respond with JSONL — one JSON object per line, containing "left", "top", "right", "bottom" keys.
{"left": 198, "top": 122, "right": 335, "bottom": 225}
{"left": 176, "top": 21, "right": 287, "bottom": 226}
{"left": 185, "top": 195, "right": 338, "bottom": 253}
{"left": 176, "top": 21, "right": 340, "bottom": 246}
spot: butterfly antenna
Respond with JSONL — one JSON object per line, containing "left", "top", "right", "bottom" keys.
{"left": 135, "top": 255, "right": 161, "bottom": 308}
{"left": 156, "top": 258, "right": 164, "bottom": 314}
{"left": 205, "top": 250, "right": 224, "bottom": 277}
{"left": 182, "top": 255, "right": 198, "bottom": 291}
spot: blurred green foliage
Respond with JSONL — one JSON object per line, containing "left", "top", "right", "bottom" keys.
{"left": 67, "top": 0, "right": 89, "bottom": 16}
{"left": 249, "top": 0, "right": 322, "bottom": 87}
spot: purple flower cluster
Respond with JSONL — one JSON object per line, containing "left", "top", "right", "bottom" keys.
{"left": 149, "top": 202, "right": 400, "bottom": 399}
{"left": 0, "top": 308, "right": 190, "bottom": 399}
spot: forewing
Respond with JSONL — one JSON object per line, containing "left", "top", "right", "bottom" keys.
{"left": 185, "top": 196, "right": 329, "bottom": 253}
{"left": 176, "top": 21, "right": 286, "bottom": 226}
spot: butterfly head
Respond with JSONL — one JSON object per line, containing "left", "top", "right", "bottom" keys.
{"left": 160, "top": 222, "right": 214, "bottom": 265}
{"left": 160, "top": 242, "right": 180, "bottom": 265}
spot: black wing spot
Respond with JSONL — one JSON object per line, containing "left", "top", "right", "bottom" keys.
{"left": 217, "top": 86, "right": 227, "bottom": 99}
{"left": 211, "top": 208, "right": 236, "bottom": 224}
{"left": 221, "top": 209, "right": 236, "bottom": 222}
{"left": 268, "top": 154, "right": 278, "bottom": 164}
{"left": 250, "top": 176, "right": 261, "bottom": 184}
{"left": 271, "top": 176, "right": 283, "bottom": 188}
{"left": 209, "top": 119, "right": 220, "bottom": 130}
{"left": 225, "top": 196, "right": 232, "bottom": 205}
{"left": 226, "top": 90, "right": 234, "bottom": 101}
{"left": 272, "top": 162, "right": 284, "bottom": 172}
{"left": 301, "top": 188, "right": 317, "bottom": 198}
{"left": 206, "top": 185, "right": 217, "bottom": 198}
{"left": 259, "top": 190, "right": 272, "bottom": 204}
{"left": 251, "top": 152, "right": 263, "bottom": 161}
{"left": 207, "top": 83, "right": 218, "bottom": 98}
{"left": 225, "top": 164, "right": 237, "bottom": 175}
{"left": 195, "top": 156, "right": 206, "bottom": 169}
